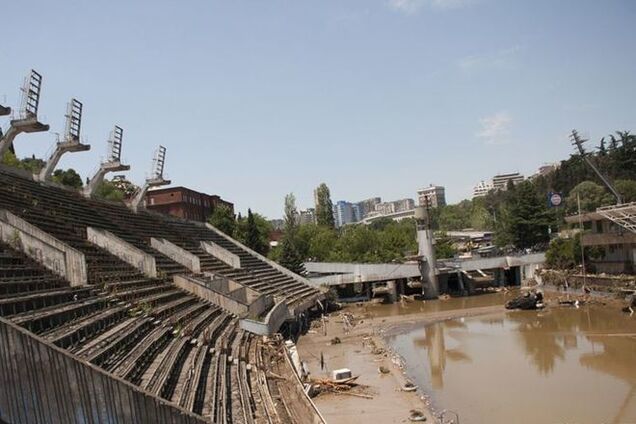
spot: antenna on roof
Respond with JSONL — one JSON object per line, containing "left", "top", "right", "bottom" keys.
{"left": 570, "top": 129, "right": 622, "bottom": 204}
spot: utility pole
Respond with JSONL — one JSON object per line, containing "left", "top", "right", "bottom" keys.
{"left": 570, "top": 129, "right": 622, "bottom": 204}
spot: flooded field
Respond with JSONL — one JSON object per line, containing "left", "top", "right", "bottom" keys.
{"left": 386, "top": 304, "right": 636, "bottom": 423}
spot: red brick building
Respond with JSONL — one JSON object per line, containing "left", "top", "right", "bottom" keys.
{"left": 145, "top": 186, "right": 233, "bottom": 222}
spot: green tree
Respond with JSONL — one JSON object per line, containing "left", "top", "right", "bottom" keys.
{"left": 615, "top": 179, "right": 636, "bottom": 203}
{"left": 208, "top": 205, "right": 236, "bottom": 236}
{"left": 565, "top": 181, "right": 614, "bottom": 214}
{"left": 279, "top": 193, "right": 305, "bottom": 274}
{"left": 500, "top": 181, "right": 550, "bottom": 249}
{"left": 94, "top": 179, "right": 125, "bottom": 202}
{"left": 244, "top": 208, "right": 270, "bottom": 255}
{"left": 434, "top": 233, "right": 457, "bottom": 259}
{"left": 52, "top": 169, "right": 83, "bottom": 188}
{"left": 314, "top": 183, "right": 335, "bottom": 228}
{"left": 545, "top": 237, "right": 577, "bottom": 269}
{"left": 1, "top": 151, "right": 45, "bottom": 172}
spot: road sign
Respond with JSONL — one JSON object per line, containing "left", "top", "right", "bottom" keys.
{"left": 548, "top": 191, "right": 563, "bottom": 208}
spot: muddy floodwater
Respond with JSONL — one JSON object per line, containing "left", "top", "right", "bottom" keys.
{"left": 383, "top": 296, "right": 636, "bottom": 423}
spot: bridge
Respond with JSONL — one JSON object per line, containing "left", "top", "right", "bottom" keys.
{"left": 304, "top": 253, "right": 545, "bottom": 291}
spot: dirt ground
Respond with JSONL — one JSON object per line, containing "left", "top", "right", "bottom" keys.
{"left": 297, "top": 302, "right": 506, "bottom": 423}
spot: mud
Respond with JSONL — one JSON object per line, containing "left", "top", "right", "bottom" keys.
{"left": 300, "top": 290, "right": 636, "bottom": 423}
{"left": 387, "top": 301, "right": 636, "bottom": 423}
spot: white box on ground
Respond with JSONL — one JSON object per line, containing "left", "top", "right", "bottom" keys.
{"left": 331, "top": 368, "right": 352, "bottom": 381}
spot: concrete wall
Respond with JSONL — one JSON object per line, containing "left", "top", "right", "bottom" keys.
{"left": 203, "top": 223, "right": 323, "bottom": 299}
{"left": 87, "top": 227, "right": 157, "bottom": 278}
{"left": 151, "top": 237, "right": 201, "bottom": 273}
{"left": 201, "top": 240, "right": 241, "bottom": 268}
{"left": 0, "top": 316, "right": 207, "bottom": 424}
{"left": 0, "top": 209, "right": 87, "bottom": 286}
{"left": 240, "top": 301, "right": 291, "bottom": 336}
{"left": 174, "top": 274, "right": 248, "bottom": 315}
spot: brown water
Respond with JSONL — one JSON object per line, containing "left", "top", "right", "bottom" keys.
{"left": 386, "top": 303, "right": 636, "bottom": 423}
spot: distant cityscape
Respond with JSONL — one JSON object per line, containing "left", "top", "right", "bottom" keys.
{"left": 270, "top": 163, "right": 560, "bottom": 229}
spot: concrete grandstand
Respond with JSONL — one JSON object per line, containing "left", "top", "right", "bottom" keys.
{"left": 0, "top": 71, "right": 325, "bottom": 424}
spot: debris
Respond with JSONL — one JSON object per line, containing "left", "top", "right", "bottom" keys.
{"left": 330, "top": 337, "right": 341, "bottom": 345}
{"left": 409, "top": 409, "right": 427, "bottom": 422}
{"left": 378, "top": 366, "right": 390, "bottom": 374}
{"left": 505, "top": 290, "right": 544, "bottom": 310}
{"left": 402, "top": 381, "right": 418, "bottom": 392}
{"left": 331, "top": 368, "right": 352, "bottom": 382}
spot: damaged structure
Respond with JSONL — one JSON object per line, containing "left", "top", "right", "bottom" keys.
{"left": 0, "top": 71, "right": 326, "bottom": 424}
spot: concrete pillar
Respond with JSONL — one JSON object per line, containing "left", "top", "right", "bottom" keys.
{"left": 415, "top": 206, "right": 439, "bottom": 299}
{"left": 129, "top": 177, "right": 170, "bottom": 212}
{"left": 83, "top": 161, "right": 130, "bottom": 197}
{"left": 386, "top": 280, "right": 397, "bottom": 303}
{"left": 0, "top": 117, "right": 49, "bottom": 158}
{"left": 37, "top": 140, "right": 90, "bottom": 182}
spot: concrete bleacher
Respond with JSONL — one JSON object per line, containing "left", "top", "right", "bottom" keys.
{"left": 0, "top": 166, "right": 324, "bottom": 423}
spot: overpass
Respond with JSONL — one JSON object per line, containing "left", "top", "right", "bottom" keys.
{"left": 304, "top": 253, "right": 545, "bottom": 287}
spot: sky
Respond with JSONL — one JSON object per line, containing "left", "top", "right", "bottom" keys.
{"left": 1, "top": 0, "right": 635, "bottom": 219}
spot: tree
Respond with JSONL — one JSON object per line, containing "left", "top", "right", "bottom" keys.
{"left": 279, "top": 193, "right": 305, "bottom": 274}
{"left": 94, "top": 179, "right": 125, "bottom": 202}
{"left": 244, "top": 208, "right": 269, "bottom": 255}
{"left": 545, "top": 237, "right": 577, "bottom": 269}
{"left": 615, "top": 179, "right": 636, "bottom": 203}
{"left": 434, "top": 233, "right": 457, "bottom": 259}
{"left": 565, "top": 181, "right": 613, "bottom": 214}
{"left": 52, "top": 169, "right": 83, "bottom": 188}
{"left": 314, "top": 183, "right": 335, "bottom": 228}
{"left": 111, "top": 176, "right": 138, "bottom": 198}
{"left": 500, "top": 181, "right": 550, "bottom": 249}
{"left": 1, "top": 151, "right": 45, "bottom": 172}
{"left": 208, "top": 205, "right": 236, "bottom": 236}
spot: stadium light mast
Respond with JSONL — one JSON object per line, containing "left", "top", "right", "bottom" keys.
{"left": 0, "top": 70, "right": 50, "bottom": 157}
{"left": 36, "top": 98, "right": 91, "bottom": 182}
{"left": 570, "top": 129, "right": 622, "bottom": 204}
{"left": 130, "top": 145, "right": 171, "bottom": 212}
{"left": 83, "top": 126, "right": 130, "bottom": 197}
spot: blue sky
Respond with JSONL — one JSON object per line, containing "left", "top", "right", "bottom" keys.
{"left": 1, "top": 0, "right": 635, "bottom": 219}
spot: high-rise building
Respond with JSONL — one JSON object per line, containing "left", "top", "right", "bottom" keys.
{"left": 334, "top": 200, "right": 357, "bottom": 228}
{"left": 417, "top": 185, "right": 446, "bottom": 208}
{"left": 297, "top": 208, "right": 316, "bottom": 225}
{"left": 356, "top": 197, "right": 381, "bottom": 219}
{"left": 530, "top": 163, "right": 559, "bottom": 180}
{"left": 374, "top": 198, "right": 415, "bottom": 215}
{"left": 492, "top": 172, "right": 524, "bottom": 190}
{"left": 473, "top": 180, "right": 493, "bottom": 198}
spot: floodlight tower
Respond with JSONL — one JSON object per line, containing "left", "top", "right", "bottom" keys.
{"left": 130, "top": 145, "right": 171, "bottom": 212}
{"left": 0, "top": 70, "right": 50, "bottom": 158}
{"left": 83, "top": 126, "right": 130, "bottom": 197}
{"left": 415, "top": 201, "right": 439, "bottom": 299}
{"left": 36, "top": 99, "right": 91, "bottom": 182}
